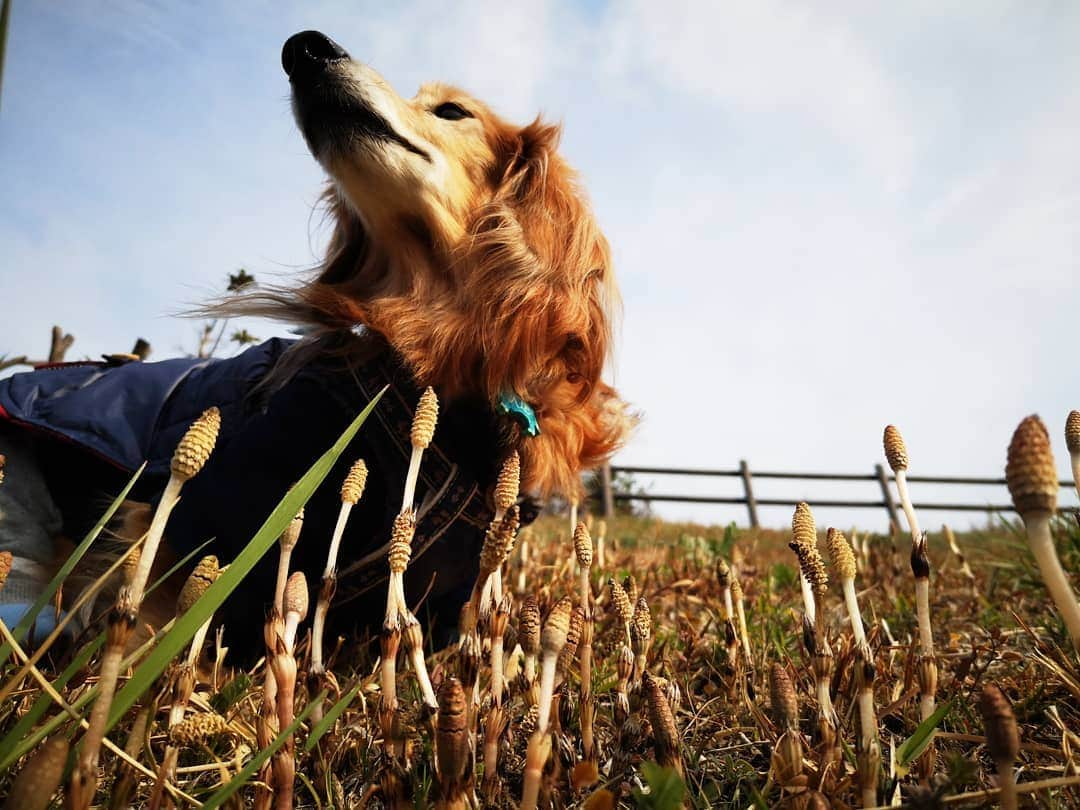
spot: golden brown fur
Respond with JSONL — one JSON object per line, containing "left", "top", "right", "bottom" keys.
{"left": 233, "top": 51, "right": 633, "bottom": 498}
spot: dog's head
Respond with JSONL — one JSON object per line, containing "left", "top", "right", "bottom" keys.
{"left": 281, "top": 31, "right": 633, "bottom": 498}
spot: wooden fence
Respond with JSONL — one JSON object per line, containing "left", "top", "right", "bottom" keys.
{"left": 599, "top": 461, "right": 1077, "bottom": 528}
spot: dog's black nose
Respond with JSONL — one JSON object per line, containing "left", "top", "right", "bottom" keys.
{"left": 282, "top": 31, "right": 349, "bottom": 79}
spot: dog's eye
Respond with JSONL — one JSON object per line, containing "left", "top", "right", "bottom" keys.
{"left": 433, "top": 102, "right": 472, "bottom": 121}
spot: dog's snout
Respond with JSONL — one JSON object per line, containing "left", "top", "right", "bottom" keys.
{"left": 282, "top": 31, "right": 349, "bottom": 79}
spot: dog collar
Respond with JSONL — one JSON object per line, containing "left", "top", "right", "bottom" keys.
{"left": 498, "top": 392, "right": 540, "bottom": 437}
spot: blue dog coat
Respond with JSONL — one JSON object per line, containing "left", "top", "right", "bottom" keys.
{"left": 0, "top": 337, "right": 521, "bottom": 653}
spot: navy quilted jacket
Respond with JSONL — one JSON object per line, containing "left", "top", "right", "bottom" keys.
{"left": 0, "top": 337, "right": 513, "bottom": 653}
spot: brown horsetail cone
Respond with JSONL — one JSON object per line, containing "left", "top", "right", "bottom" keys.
{"left": 0, "top": 550, "right": 12, "bottom": 594}
{"left": 341, "top": 458, "right": 368, "bottom": 504}
{"left": 631, "top": 597, "right": 652, "bottom": 651}
{"left": 791, "top": 506, "right": 827, "bottom": 594}
{"left": 609, "top": 579, "right": 633, "bottom": 626}
{"left": 479, "top": 504, "right": 520, "bottom": 575}
{"left": 769, "top": 664, "right": 799, "bottom": 730}
{"left": 494, "top": 451, "right": 520, "bottom": 512}
{"left": 520, "top": 595, "right": 541, "bottom": 654}
{"left": 792, "top": 501, "right": 816, "bottom": 547}
{"left": 643, "top": 672, "right": 681, "bottom": 770}
{"left": 281, "top": 506, "right": 304, "bottom": 552}
{"left": 558, "top": 607, "right": 585, "bottom": 673}
{"left": 1067, "top": 410, "right": 1080, "bottom": 453}
{"left": 542, "top": 596, "right": 573, "bottom": 655}
{"left": 410, "top": 386, "right": 439, "bottom": 448}
{"left": 169, "top": 712, "right": 230, "bottom": 746}
{"left": 979, "top": 684, "right": 1019, "bottom": 765}
{"left": 176, "top": 555, "right": 221, "bottom": 615}
{"left": 826, "top": 527, "right": 857, "bottom": 581}
{"left": 730, "top": 575, "right": 744, "bottom": 604}
{"left": 6, "top": 736, "right": 68, "bottom": 810}
{"left": 284, "top": 571, "right": 309, "bottom": 619}
{"left": 171, "top": 406, "right": 221, "bottom": 480}
{"left": 436, "top": 677, "right": 469, "bottom": 781}
{"left": 1006, "top": 415, "right": 1058, "bottom": 515}
{"left": 388, "top": 511, "right": 416, "bottom": 574}
{"left": 573, "top": 521, "right": 593, "bottom": 568}
{"left": 715, "top": 558, "right": 731, "bottom": 589}
{"left": 883, "top": 424, "right": 909, "bottom": 472}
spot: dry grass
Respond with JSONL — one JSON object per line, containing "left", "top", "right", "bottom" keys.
{"left": 2, "top": 506, "right": 1080, "bottom": 808}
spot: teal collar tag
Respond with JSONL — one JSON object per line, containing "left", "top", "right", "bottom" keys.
{"left": 498, "top": 392, "right": 540, "bottom": 437}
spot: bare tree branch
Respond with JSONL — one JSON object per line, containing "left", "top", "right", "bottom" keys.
{"left": 0, "top": 355, "right": 29, "bottom": 373}
{"left": 48, "top": 326, "right": 75, "bottom": 363}
{"left": 131, "top": 338, "right": 151, "bottom": 360}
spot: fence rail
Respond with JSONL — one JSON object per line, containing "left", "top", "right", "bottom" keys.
{"left": 602, "top": 461, "right": 1076, "bottom": 527}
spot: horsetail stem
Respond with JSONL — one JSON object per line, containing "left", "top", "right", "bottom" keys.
{"left": 150, "top": 555, "right": 223, "bottom": 808}
{"left": 979, "top": 684, "right": 1020, "bottom": 810}
{"left": 791, "top": 502, "right": 818, "bottom": 625}
{"left": 827, "top": 528, "right": 865, "bottom": 646}
{"left": 630, "top": 596, "right": 652, "bottom": 685}
{"left": 269, "top": 572, "right": 307, "bottom": 809}
{"left": 790, "top": 503, "right": 837, "bottom": 775}
{"left": 521, "top": 597, "right": 571, "bottom": 810}
{"left": 1007, "top": 415, "right": 1080, "bottom": 648}
{"left": 402, "top": 386, "right": 437, "bottom": 514}
{"left": 312, "top": 458, "right": 368, "bottom": 725}
{"left": 884, "top": 424, "right": 936, "bottom": 723}
{"left": 730, "top": 575, "right": 754, "bottom": 684}
{"left": 71, "top": 407, "right": 219, "bottom": 809}
{"left": 855, "top": 646, "right": 881, "bottom": 808}
{"left": 435, "top": 677, "right": 469, "bottom": 810}
{"left": 7, "top": 737, "right": 68, "bottom": 810}
{"left": 537, "top": 596, "right": 572, "bottom": 733}
{"left": 579, "top": 601, "right": 597, "bottom": 763}
{"left": 274, "top": 506, "right": 304, "bottom": 616}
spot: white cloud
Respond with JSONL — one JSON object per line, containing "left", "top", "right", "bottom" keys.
{"left": 601, "top": 0, "right": 918, "bottom": 192}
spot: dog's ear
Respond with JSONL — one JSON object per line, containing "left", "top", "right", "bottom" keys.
{"left": 494, "top": 118, "right": 563, "bottom": 197}
{"left": 520, "top": 377, "right": 637, "bottom": 499}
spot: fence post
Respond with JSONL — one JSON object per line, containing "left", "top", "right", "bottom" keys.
{"left": 739, "top": 459, "right": 760, "bottom": 528}
{"left": 600, "top": 463, "right": 615, "bottom": 518}
{"left": 874, "top": 463, "right": 901, "bottom": 527}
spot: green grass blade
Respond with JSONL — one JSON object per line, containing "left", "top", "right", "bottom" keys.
{"left": 200, "top": 689, "right": 325, "bottom": 809}
{"left": 0, "top": 463, "right": 145, "bottom": 664}
{"left": 303, "top": 679, "right": 364, "bottom": 752}
{"left": 106, "top": 390, "right": 384, "bottom": 730}
{"left": 897, "top": 699, "right": 953, "bottom": 774}
{"left": 633, "top": 761, "right": 687, "bottom": 809}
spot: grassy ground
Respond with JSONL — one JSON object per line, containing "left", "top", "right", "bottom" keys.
{"left": 2, "top": 506, "right": 1080, "bottom": 808}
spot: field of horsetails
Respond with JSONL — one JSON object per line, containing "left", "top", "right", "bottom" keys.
{"left": 1, "top": 398, "right": 1079, "bottom": 809}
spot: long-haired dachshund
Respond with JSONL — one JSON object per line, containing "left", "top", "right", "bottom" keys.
{"left": 0, "top": 30, "right": 631, "bottom": 652}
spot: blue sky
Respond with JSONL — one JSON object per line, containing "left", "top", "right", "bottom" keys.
{"left": 2, "top": 1, "right": 1078, "bottom": 530}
